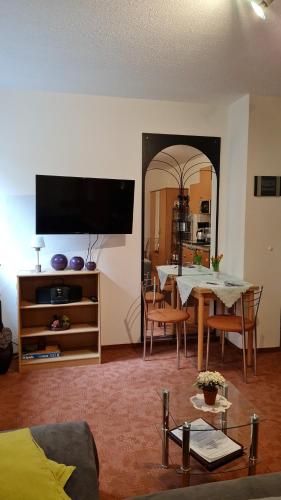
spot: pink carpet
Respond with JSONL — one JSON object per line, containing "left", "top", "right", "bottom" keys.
{"left": 1, "top": 342, "right": 281, "bottom": 499}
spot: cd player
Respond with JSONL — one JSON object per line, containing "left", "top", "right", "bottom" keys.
{"left": 35, "top": 285, "right": 82, "bottom": 304}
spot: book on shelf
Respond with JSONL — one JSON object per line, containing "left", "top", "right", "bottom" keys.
{"left": 169, "top": 417, "right": 243, "bottom": 471}
{"left": 22, "top": 345, "right": 60, "bottom": 360}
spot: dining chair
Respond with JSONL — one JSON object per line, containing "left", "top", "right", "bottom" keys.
{"left": 141, "top": 280, "right": 190, "bottom": 369}
{"left": 143, "top": 275, "right": 165, "bottom": 328}
{"left": 205, "top": 287, "right": 263, "bottom": 382}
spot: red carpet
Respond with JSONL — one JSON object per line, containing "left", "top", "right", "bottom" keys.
{"left": 1, "top": 342, "right": 281, "bottom": 499}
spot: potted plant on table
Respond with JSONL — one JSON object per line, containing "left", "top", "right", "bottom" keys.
{"left": 211, "top": 254, "right": 223, "bottom": 275}
{"left": 194, "top": 250, "right": 203, "bottom": 267}
{"left": 194, "top": 370, "right": 225, "bottom": 406}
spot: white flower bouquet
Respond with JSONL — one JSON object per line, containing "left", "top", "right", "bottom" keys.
{"left": 194, "top": 371, "right": 225, "bottom": 391}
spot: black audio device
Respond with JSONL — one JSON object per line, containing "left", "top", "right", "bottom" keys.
{"left": 35, "top": 285, "right": 82, "bottom": 304}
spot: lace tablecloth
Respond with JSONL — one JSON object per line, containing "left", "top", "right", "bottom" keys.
{"left": 190, "top": 393, "right": 232, "bottom": 413}
{"left": 176, "top": 273, "right": 252, "bottom": 308}
{"left": 156, "top": 264, "right": 212, "bottom": 291}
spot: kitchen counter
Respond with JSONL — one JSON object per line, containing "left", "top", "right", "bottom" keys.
{"left": 183, "top": 242, "right": 210, "bottom": 251}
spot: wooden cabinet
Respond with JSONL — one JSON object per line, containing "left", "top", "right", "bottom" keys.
{"left": 189, "top": 167, "right": 211, "bottom": 214}
{"left": 182, "top": 246, "right": 194, "bottom": 263}
{"left": 17, "top": 270, "right": 101, "bottom": 372}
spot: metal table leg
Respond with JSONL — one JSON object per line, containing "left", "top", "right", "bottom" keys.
{"left": 180, "top": 422, "right": 191, "bottom": 486}
{"left": 221, "top": 383, "right": 229, "bottom": 434}
{"left": 162, "top": 389, "right": 169, "bottom": 468}
{"left": 248, "top": 413, "right": 259, "bottom": 475}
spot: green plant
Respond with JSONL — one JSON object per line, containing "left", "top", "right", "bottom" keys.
{"left": 211, "top": 254, "right": 223, "bottom": 271}
{"left": 194, "top": 250, "right": 202, "bottom": 265}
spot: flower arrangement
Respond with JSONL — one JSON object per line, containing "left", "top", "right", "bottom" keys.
{"left": 194, "top": 250, "right": 202, "bottom": 266}
{"left": 194, "top": 370, "right": 225, "bottom": 392}
{"left": 211, "top": 254, "right": 223, "bottom": 272}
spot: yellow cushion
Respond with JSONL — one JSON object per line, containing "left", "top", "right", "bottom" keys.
{"left": 0, "top": 428, "right": 75, "bottom": 500}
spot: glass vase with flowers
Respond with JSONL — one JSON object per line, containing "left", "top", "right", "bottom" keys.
{"left": 211, "top": 254, "right": 223, "bottom": 275}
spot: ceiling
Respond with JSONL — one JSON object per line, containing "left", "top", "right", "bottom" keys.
{"left": 1, "top": 0, "right": 281, "bottom": 103}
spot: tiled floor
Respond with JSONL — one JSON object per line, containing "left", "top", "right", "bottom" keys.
{"left": 1, "top": 340, "right": 281, "bottom": 499}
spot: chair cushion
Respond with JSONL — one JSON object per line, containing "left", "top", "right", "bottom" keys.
{"left": 147, "top": 308, "right": 189, "bottom": 324}
{"left": 145, "top": 291, "right": 164, "bottom": 303}
{"left": 0, "top": 428, "right": 75, "bottom": 500}
{"left": 207, "top": 315, "right": 254, "bottom": 332}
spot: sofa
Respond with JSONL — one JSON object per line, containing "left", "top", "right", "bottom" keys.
{"left": 131, "top": 472, "right": 281, "bottom": 500}
{"left": 30, "top": 421, "right": 99, "bottom": 500}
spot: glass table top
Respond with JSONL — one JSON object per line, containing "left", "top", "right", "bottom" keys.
{"left": 157, "top": 380, "right": 263, "bottom": 430}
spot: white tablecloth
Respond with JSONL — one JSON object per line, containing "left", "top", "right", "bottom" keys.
{"left": 176, "top": 273, "right": 253, "bottom": 308}
{"left": 157, "top": 264, "right": 212, "bottom": 291}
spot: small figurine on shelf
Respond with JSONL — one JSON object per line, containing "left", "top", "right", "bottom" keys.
{"left": 48, "top": 314, "right": 71, "bottom": 331}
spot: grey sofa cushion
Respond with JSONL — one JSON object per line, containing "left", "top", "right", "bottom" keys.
{"left": 31, "top": 421, "right": 99, "bottom": 500}
{"left": 130, "top": 472, "right": 281, "bottom": 500}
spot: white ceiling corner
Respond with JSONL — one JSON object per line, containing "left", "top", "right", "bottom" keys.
{"left": 0, "top": 0, "right": 280, "bottom": 103}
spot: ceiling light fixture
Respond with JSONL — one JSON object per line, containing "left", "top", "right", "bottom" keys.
{"left": 250, "top": 0, "right": 274, "bottom": 20}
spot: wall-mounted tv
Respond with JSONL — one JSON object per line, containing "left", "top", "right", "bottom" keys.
{"left": 36, "top": 175, "right": 135, "bottom": 235}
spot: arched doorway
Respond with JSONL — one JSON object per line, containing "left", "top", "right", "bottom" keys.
{"left": 142, "top": 133, "right": 221, "bottom": 277}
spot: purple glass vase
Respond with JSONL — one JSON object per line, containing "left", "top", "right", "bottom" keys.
{"left": 70, "top": 256, "right": 84, "bottom": 271}
{"left": 51, "top": 254, "right": 68, "bottom": 271}
{"left": 85, "top": 261, "right": 96, "bottom": 271}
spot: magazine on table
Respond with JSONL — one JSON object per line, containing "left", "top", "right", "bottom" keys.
{"left": 170, "top": 417, "right": 243, "bottom": 470}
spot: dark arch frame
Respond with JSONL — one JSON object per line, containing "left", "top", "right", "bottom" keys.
{"left": 141, "top": 132, "right": 221, "bottom": 279}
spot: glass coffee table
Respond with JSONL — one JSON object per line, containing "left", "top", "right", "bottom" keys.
{"left": 157, "top": 381, "right": 263, "bottom": 485}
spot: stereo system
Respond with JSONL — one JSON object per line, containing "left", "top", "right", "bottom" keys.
{"left": 36, "top": 285, "right": 83, "bottom": 304}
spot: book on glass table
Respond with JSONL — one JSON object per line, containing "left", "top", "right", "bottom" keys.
{"left": 169, "top": 417, "right": 244, "bottom": 471}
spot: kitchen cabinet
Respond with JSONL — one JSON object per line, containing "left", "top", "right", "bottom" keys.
{"left": 182, "top": 245, "right": 210, "bottom": 267}
{"left": 189, "top": 167, "right": 211, "bottom": 214}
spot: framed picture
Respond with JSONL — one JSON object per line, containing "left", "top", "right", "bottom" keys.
{"left": 254, "top": 176, "right": 281, "bottom": 196}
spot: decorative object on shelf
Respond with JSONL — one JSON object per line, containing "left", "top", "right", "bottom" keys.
{"left": 86, "top": 261, "right": 96, "bottom": 271}
{"left": 211, "top": 253, "right": 223, "bottom": 272}
{"left": 48, "top": 314, "right": 71, "bottom": 331}
{"left": 51, "top": 254, "right": 68, "bottom": 271}
{"left": 194, "top": 370, "right": 225, "bottom": 406}
{"left": 30, "top": 235, "right": 45, "bottom": 273}
{"left": 190, "top": 393, "right": 231, "bottom": 413}
{"left": 70, "top": 256, "right": 84, "bottom": 271}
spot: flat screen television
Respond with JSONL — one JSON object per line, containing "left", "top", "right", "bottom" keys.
{"left": 36, "top": 174, "right": 135, "bottom": 234}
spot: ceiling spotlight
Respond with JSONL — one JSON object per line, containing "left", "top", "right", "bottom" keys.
{"left": 250, "top": 0, "right": 274, "bottom": 20}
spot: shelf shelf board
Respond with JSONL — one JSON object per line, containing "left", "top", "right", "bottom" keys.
{"left": 20, "top": 298, "right": 98, "bottom": 309}
{"left": 21, "top": 323, "right": 99, "bottom": 337}
{"left": 21, "top": 349, "right": 100, "bottom": 365}
{"left": 18, "top": 269, "right": 99, "bottom": 277}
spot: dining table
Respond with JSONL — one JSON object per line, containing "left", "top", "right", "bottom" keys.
{"left": 156, "top": 264, "right": 256, "bottom": 371}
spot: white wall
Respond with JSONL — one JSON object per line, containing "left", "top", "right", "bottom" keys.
{"left": 221, "top": 95, "right": 249, "bottom": 277}
{"left": 244, "top": 96, "right": 281, "bottom": 348}
{"left": 0, "top": 89, "right": 227, "bottom": 346}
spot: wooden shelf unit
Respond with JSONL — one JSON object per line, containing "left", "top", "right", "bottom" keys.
{"left": 17, "top": 270, "right": 101, "bottom": 372}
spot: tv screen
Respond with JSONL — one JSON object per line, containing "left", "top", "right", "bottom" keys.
{"left": 36, "top": 175, "right": 135, "bottom": 234}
